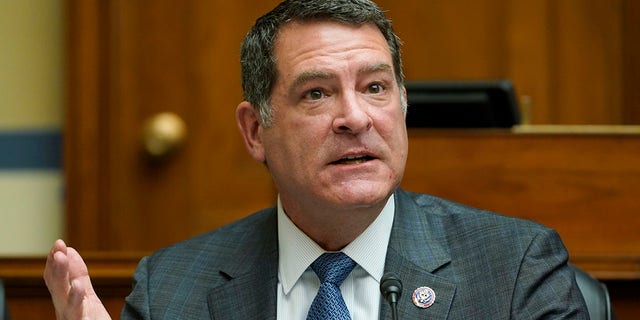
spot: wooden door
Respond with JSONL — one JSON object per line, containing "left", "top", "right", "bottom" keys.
{"left": 65, "top": 0, "right": 282, "bottom": 251}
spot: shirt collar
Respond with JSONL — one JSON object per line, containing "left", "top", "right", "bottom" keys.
{"left": 277, "top": 194, "right": 395, "bottom": 294}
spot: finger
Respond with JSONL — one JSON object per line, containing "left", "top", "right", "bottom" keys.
{"left": 44, "top": 240, "right": 71, "bottom": 293}
{"left": 66, "top": 278, "right": 86, "bottom": 314}
{"left": 67, "top": 278, "right": 112, "bottom": 320}
{"left": 65, "top": 278, "right": 93, "bottom": 320}
{"left": 66, "top": 247, "right": 96, "bottom": 295}
{"left": 44, "top": 240, "right": 71, "bottom": 319}
{"left": 44, "top": 239, "right": 68, "bottom": 282}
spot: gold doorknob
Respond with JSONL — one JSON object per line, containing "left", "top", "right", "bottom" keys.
{"left": 141, "top": 112, "right": 187, "bottom": 158}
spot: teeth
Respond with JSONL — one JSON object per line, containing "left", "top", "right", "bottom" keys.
{"left": 337, "top": 155, "right": 370, "bottom": 164}
{"left": 330, "top": 154, "right": 372, "bottom": 165}
{"left": 341, "top": 158, "right": 367, "bottom": 164}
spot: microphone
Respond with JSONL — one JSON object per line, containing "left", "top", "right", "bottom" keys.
{"left": 380, "top": 272, "right": 402, "bottom": 320}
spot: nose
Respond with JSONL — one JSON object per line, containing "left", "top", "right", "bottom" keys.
{"left": 332, "top": 93, "right": 373, "bottom": 134}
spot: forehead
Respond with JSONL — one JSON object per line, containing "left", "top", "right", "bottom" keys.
{"left": 273, "top": 20, "right": 392, "bottom": 73}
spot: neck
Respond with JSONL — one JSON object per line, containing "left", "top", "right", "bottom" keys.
{"left": 282, "top": 196, "right": 389, "bottom": 251}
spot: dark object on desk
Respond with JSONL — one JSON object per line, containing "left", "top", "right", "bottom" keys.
{"left": 405, "top": 80, "right": 520, "bottom": 128}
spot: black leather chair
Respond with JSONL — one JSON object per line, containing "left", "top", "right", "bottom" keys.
{"left": 0, "top": 279, "right": 9, "bottom": 320}
{"left": 570, "top": 264, "right": 614, "bottom": 320}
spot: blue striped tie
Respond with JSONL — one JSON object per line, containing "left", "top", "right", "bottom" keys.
{"left": 306, "top": 252, "right": 357, "bottom": 320}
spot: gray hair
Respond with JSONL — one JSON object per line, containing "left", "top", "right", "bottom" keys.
{"left": 240, "top": 0, "right": 405, "bottom": 127}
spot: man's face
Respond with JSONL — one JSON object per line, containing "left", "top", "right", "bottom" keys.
{"left": 245, "top": 20, "right": 408, "bottom": 214}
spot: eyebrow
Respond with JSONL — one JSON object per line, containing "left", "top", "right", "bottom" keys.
{"left": 289, "top": 62, "right": 394, "bottom": 93}
{"left": 359, "top": 63, "right": 393, "bottom": 76}
{"left": 290, "top": 70, "right": 335, "bottom": 92}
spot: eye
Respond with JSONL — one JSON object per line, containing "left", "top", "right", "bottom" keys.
{"left": 304, "top": 89, "right": 324, "bottom": 101}
{"left": 367, "top": 83, "right": 385, "bottom": 94}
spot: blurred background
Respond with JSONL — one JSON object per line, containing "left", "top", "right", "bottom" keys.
{"left": 0, "top": 0, "right": 64, "bottom": 255}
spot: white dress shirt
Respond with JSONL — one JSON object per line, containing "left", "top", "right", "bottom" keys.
{"left": 276, "top": 194, "right": 395, "bottom": 320}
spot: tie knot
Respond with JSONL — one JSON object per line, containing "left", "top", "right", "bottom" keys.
{"left": 311, "top": 252, "right": 356, "bottom": 286}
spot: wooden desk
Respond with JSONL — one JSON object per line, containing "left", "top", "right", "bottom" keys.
{"left": 0, "top": 254, "right": 141, "bottom": 319}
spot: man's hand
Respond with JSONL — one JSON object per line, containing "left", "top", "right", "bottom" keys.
{"left": 43, "top": 239, "right": 112, "bottom": 320}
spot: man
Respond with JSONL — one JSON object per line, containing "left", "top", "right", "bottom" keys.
{"left": 44, "top": 0, "right": 589, "bottom": 319}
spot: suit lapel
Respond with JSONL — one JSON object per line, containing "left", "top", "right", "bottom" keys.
{"left": 202, "top": 190, "right": 458, "bottom": 319}
{"left": 382, "top": 247, "right": 456, "bottom": 319}
{"left": 206, "top": 262, "right": 278, "bottom": 320}
{"left": 380, "top": 190, "right": 457, "bottom": 320}
{"left": 206, "top": 209, "right": 279, "bottom": 320}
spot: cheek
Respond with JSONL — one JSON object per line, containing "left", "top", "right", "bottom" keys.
{"left": 264, "top": 122, "right": 324, "bottom": 163}
{"left": 376, "top": 112, "right": 409, "bottom": 167}
{"left": 374, "top": 110, "right": 407, "bottom": 139}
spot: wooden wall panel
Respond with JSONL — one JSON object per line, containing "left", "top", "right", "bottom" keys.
{"left": 64, "top": 0, "right": 105, "bottom": 251}
{"left": 380, "top": 0, "right": 510, "bottom": 79}
{"left": 377, "top": 0, "right": 635, "bottom": 124}
{"left": 552, "top": 0, "right": 623, "bottom": 124}
{"left": 622, "top": 0, "right": 640, "bottom": 124}
{"left": 504, "top": 0, "right": 553, "bottom": 124}
{"left": 64, "top": 0, "right": 640, "bottom": 253}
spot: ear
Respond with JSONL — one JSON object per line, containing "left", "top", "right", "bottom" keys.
{"left": 236, "top": 101, "right": 266, "bottom": 162}
{"left": 401, "top": 85, "right": 408, "bottom": 120}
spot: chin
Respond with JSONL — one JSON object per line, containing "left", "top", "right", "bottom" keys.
{"left": 330, "top": 184, "right": 393, "bottom": 208}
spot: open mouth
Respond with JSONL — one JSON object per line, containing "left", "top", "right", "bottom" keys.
{"left": 331, "top": 155, "right": 375, "bottom": 165}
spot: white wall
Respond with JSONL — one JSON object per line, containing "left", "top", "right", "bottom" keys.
{"left": 0, "top": 0, "right": 64, "bottom": 255}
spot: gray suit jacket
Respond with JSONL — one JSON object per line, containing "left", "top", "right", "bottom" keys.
{"left": 121, "top": 189, "right": 588, "bottom": 319}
